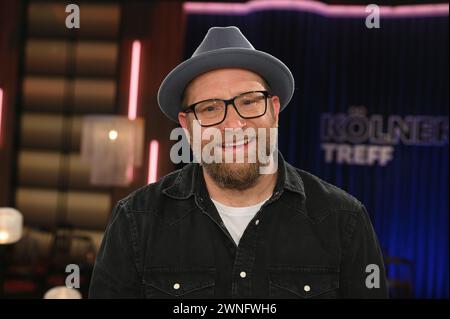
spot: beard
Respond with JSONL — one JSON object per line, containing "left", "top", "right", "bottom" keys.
{"left": 201, "top": 125, "right": 278, "bottom": 190}
{"left": 204, "top": 161, "right": 260, "bottom": 190}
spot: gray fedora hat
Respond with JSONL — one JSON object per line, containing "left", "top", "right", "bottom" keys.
{"left": 157, "top": 26, "right": 295, "bottom": 123}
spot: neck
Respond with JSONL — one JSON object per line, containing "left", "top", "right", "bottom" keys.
{"left": 202, "top": 165, "right": 278, "bottom": 207}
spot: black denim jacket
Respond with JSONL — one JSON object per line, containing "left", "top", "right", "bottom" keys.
{"left": 89, "top": 152, "right": 388, "bottom": 298}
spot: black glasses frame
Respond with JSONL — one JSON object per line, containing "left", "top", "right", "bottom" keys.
{"left": 184, "top": 90, "right": 272, "bottom": 127}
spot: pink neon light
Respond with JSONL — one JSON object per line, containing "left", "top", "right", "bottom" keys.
{"left": 184, "top": 1, "right": 449, "bottom": 18}
{"left": 147, "top": 140, "right": 159, "bottom": 184}
{"left": 0, "top": 89, "right": 3, "bottom": 147}
{"left": 128, "top": 40, "right": 141, "bottom": 120}
{"left": 126, "top": 162, "right": 134, "bottom": 183}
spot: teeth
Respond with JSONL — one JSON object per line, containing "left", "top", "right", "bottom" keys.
{"left": 223, "top": 139, "right": 250, "bottom": 148}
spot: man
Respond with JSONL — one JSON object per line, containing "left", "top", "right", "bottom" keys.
{"left": 89, "top": 26, "right": 388, "bottom": 298}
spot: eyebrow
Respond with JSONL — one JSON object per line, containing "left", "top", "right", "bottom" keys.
{"left": 188, "top": 89, "right": 266, "bottom": 105}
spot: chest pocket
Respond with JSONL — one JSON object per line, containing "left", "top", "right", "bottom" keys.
{"left": 143, "top": 267, "right": 216, "bottom": 299}
{"left": 268, "top": 266, "right": 340, "bottom": 299}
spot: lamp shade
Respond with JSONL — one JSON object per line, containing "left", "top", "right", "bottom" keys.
{"left": 81, "top": 115, "right": 144, "bottom": 186}
{"left": 44, "top": 286, "right": 82, "bottom": 299}
{"left": 0, "top": 207, "right": 23, "bottom": 244}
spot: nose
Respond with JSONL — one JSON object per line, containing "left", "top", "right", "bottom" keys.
{"left": 219, "top": 103, "right": 246, "bottom": 129}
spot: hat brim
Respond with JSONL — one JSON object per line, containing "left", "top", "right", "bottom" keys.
{"left": 157, "top": 48, "right": 295, "bottom": 123}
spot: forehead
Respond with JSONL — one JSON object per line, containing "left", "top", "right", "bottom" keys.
{"left": 184, "top": 68, "right": 267, "bottom": 104}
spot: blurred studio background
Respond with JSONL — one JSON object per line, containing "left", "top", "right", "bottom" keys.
{"left": 0, "top": 0, "right": 448, "bottom": 299}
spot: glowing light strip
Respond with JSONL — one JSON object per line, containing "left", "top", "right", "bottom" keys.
{"left": 128, "top": 40, "right": 141, "bottom": 120}
{"left": 147, "top": 140, "right": 159, "bottom": 184}
{"left": 184, "top": 1, "right": 449, "bottom": 18}
{"left": 0, "top": 88, "right": 3, "bottom": 147}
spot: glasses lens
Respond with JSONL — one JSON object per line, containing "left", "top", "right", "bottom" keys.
{"left": 235, "top": 92, "right": 267, "bottom": 117}
{"left": 194, "top": 99, "right": 226, "bottom": 125}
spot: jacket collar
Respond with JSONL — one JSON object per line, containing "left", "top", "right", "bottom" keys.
{"left": 162, "top": 150, "right": 306, "bottom": 202}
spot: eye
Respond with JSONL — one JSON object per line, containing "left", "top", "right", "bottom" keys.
{"left": 203, "top": 105, "right": 220, "bottom": 112}
{"left": 241, "top": 96, "right": 263, "bottom": 106}
{"left": 197, "top": 102, "right": 221, "bottom": 113}
{"left": 206, "top": 106, "right": 217, "bottom": 112}
{"left": 242, "top": 99, "right": 254, "bottom": 105}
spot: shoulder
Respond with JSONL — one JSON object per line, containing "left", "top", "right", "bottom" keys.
{"left": 285, "top": 162, "right": 364, "bottom": 221}
{"left": 117, "top": 163, "right": 196, "bottom": 212}
{"left": 300, "top": 169, "right": 362, "bottom": 210}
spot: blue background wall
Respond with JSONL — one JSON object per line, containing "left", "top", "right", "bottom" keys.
{"left": 184, "top": 5, "right": 449, "bottom": 298}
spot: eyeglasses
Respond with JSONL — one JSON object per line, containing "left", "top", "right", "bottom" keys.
{"left": 184, "top": 90, "right": 272, "bottom": 127}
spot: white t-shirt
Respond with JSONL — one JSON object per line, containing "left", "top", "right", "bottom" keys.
{"left": 211, "top": 196, "right": 271, "bottom": 246}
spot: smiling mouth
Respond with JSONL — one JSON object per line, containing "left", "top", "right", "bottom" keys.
{"left": 220, "top": 138, "right": 256, "bottom": 150}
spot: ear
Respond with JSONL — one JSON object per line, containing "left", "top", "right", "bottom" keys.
{"left": 271, "top": 95, "right": 281, "bottom": 124}
{"left": 178, "top": 111, "right": 189, "bottom": 130}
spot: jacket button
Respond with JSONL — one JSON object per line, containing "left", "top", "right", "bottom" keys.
{"left": 255, "top": 219, "right": 260, "bottom": 226}
{"left": 173, "top": 283, "right": 181, "bottom": 290}
{"left": 304, "top": 285, "right": 311, "bottom": 292}
{"left": 240, "top": 271, "right": 247, "bottom": 278}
